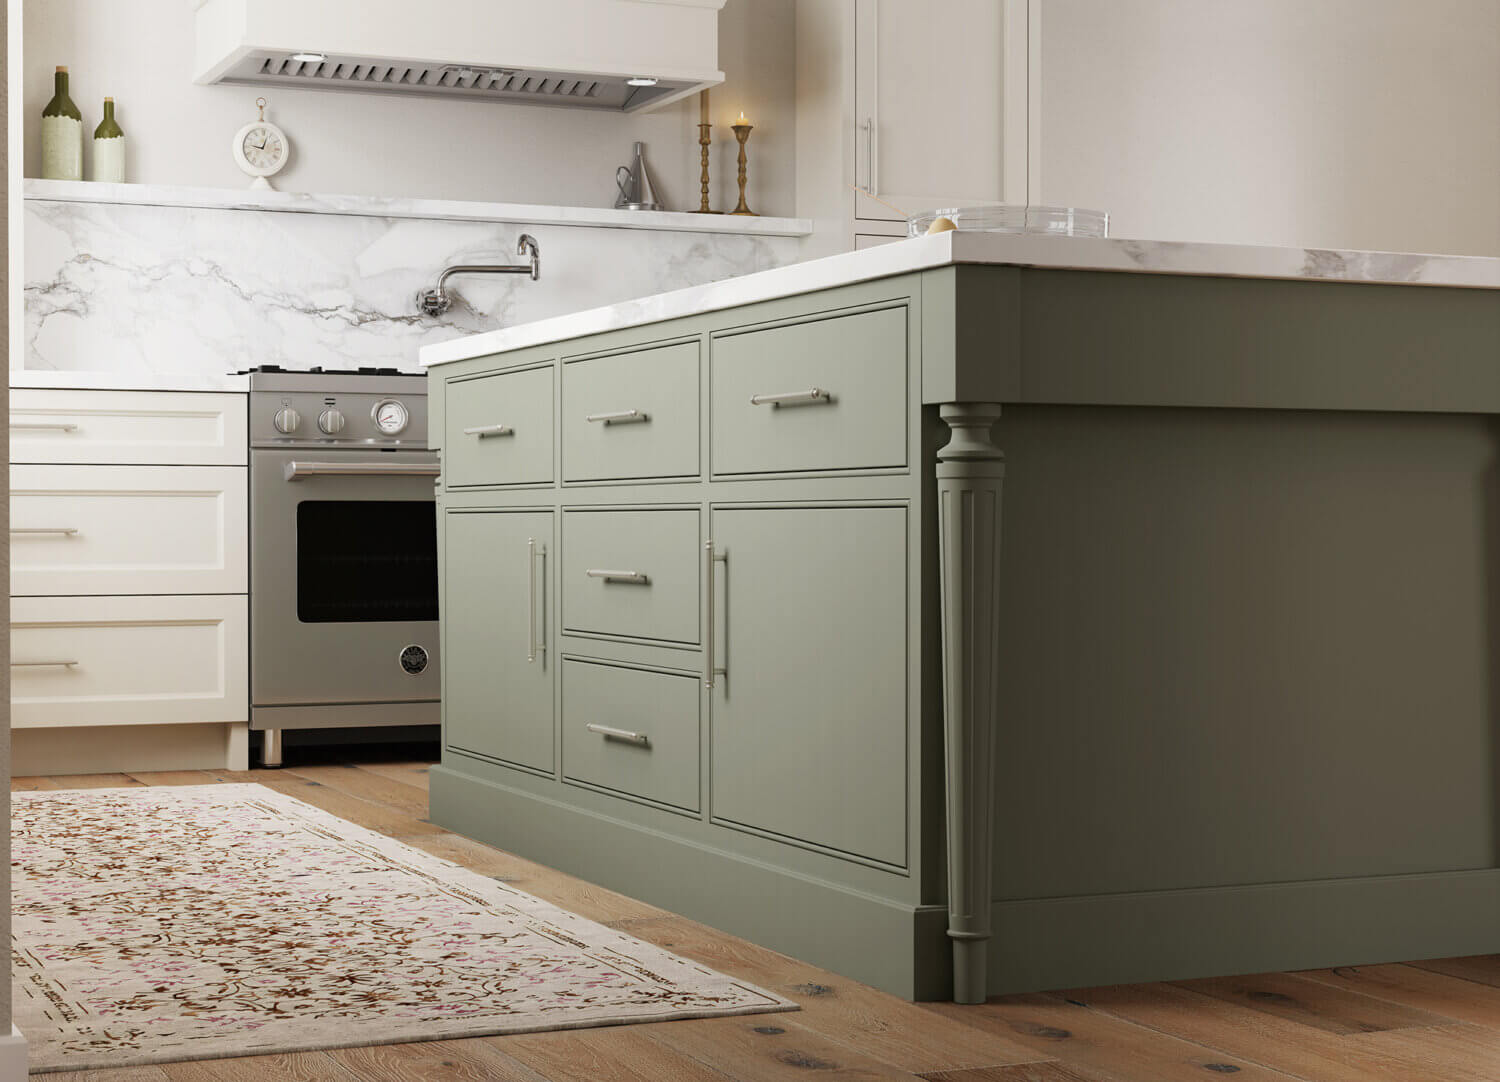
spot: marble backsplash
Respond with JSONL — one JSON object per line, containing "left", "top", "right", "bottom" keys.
{"left": 23, "top": 197, "right": 798, "bottom": 377}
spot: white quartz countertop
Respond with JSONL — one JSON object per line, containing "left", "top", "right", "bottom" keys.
{"left": 421, "top": 231, "right": 1500, "bottom": 366}
{"left": 10, "top": 370, "right": 250, "bottom": 393}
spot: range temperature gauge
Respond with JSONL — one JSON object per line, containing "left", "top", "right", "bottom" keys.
{"left": 372, "top": 399, "right": 409, "bottom": 436}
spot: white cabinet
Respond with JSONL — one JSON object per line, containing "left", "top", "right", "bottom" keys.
{"left": 9, "top": 387, "right": 250, "bottom": 771}
{"left": 796, "top": 0, "right": 1030, "bottom": 254}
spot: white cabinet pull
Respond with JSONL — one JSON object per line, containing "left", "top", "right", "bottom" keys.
{"left": 11, "top": 527, "right": 79, "bottom": 536}
{"left": 586, "top": 723, "right": 649, "bottom": 746}
{"left": 585, "top": 410, "right": 649, "bottom": 425}
{"left": 749, "top": 388, "right": 833, "bottom": 408}
{"left": 464, "top": 424, "right": 513, "bottom": 438}
{"left": 11, "top": 422, "right": 79, "bottom": 432}
{"left": 585, "top": 568, "right": 649, "bottom": 584}
{"left": 11, "top": 659, "right": 79, "bottom": 668}
{"left": 527, "top": 537, "right": 546, "bottom": 664}
{"left": 704, "top": 539, "right": 728, "bottom": 689}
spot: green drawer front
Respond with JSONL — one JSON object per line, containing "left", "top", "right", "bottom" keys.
{"left": 445, "top": 365, "right": 554, "bottom": 487}
{"left": 562, "top": 341, "right": 700, "bottom": 481}
{"left": 562, "top": 508, "right": 701, "bottom": 644}
{"left": 711, "top": 305, "right": 908, "bottom": 476}
{"left": 562, "top": 658, "right": 700, "bottom": 812}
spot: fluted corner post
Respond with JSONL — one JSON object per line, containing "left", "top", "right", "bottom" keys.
{"left": 936, "top": 402, "right": 1005, "bottom": 1004}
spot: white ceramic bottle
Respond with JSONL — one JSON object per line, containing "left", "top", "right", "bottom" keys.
{"left": 92, "top": 97, "right": 124, "bottom": 183}
{"left": 40, "top": 66, "right": 83, "bottom": 181}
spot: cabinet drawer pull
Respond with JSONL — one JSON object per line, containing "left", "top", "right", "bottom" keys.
{"left": 585, "top": 568, "right": 649, "bottom": 584}
{"left": 11, "top": 527, "right": 79, "bottom": 536}
{"left": 585, "top": 409, "right": 649, "bottom": 425}
{"left": 749, "top": 388, "right": 833, "bottom": 408}
{"left": 464, "top": 424, "right": 513, "bottom": 438}
{"left": 705, "top": 539, "right": 728, "bottom": 689}
{"left": 11, "top": 659, "right": 79, "bottom": 668}
{"left": 527, "top": 537, "right": 546, "bottom": 664}
{"left": 586, "top": 723, "right": 649, "bottom": 746}
{"left": 11, "top": 422, "right": 79, "bottom": 432}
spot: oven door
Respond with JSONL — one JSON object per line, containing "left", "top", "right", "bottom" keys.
{"left": 251, "top": 448, "right": 440, "bottom": 710}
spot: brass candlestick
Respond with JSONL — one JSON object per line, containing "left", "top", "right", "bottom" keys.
{"left": 692, "top": 122, "right": 719, "bottom": 214}
{"left": 731, "top": 122, "right": 757, "bottom": 216}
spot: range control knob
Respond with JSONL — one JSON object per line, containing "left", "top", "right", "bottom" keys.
{"left": 273, "top": 407, "right": 301, "bottom": 434}
{"left": 318, "top": 408, "right": 346, "bottom": 435}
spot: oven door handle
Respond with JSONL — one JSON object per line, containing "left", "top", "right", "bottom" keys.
{"left": 284, "top": 461, "right": 441, "bottom": 482}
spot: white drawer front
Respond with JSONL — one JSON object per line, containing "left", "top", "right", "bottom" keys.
{"left": 10, "top": 594, "right": 248, "bottom": 729}
{"left": 10, "top": 389, "right": 247, "bottom": 466}
{"left": 10, "top": 465, "right": 248, "bottom": 596}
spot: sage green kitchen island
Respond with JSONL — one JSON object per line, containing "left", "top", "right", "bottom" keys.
{"left": 422, "top": 232, "right": 1500, "bottom": 1003}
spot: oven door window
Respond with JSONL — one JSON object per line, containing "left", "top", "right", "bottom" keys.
{"left": 297, "top": 501, "right": 439, "bottom": 623}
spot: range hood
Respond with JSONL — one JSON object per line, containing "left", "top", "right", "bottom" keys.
{"left": 194, "top": 0, "right": 725, "bottom": 113}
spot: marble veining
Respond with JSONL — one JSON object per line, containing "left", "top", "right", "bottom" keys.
{"left": 24, "top": 198, "right": 798, "bottom": 378}
{"left": 425, "top": 230, "right": 1500, "bottom": 366}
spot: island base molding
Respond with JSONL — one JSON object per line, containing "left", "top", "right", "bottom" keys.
{"left": 985, "top": 867, "right": 1500, "bottom": 995}
{"left": 430, "top": 763, "right": 954, "bottom": 1001}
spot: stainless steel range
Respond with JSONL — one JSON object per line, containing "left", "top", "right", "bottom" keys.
{"left": 244, "top": 367, "right": 438, "bottom": 766}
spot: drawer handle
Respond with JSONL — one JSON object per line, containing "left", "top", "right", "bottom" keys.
{"left": 705, "top": 539, "right": 728, "bottom": 689}
{"left": 12, "top": 527, "right": 79, "bottom": 536}
{"left": 585, "top": 568, "right": 650, "bottom": 585}
{"left": 11, "top": 659, "right": 79, "bottom": 668}
{"left": 11, "top": 422, "right": 79, "bottom": 432}
{"left": 586, "top": 410, "right": 650, "bottom": 425}
{"left": 749, "top": 388, "right": 833, "bottom": 408}
{"left": 586, "top": 723, "right": 649, "bottom": 747}
{"left": 464, "top": 424, "right": 513, "bottom": 438}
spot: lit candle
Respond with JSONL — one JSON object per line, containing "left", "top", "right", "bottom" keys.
{"left": 736, "top": 110, "right": 749, "bottom": 126}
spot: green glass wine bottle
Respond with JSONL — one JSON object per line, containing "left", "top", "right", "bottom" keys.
{"left": 92, "top": 97, "right": 124, "bottom": 183}
{"left": 41, "top": 65, "right": 83, "bottom": 181}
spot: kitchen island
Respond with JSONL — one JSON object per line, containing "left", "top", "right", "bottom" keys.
{"left": 422, "top": 231, "right": 1500, "bottom": 1003}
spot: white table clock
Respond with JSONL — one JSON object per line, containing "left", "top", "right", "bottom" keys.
{"left": 232, "top": 97, "right": 289, "bottom": 190}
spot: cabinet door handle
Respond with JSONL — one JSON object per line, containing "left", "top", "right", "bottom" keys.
{"left": 749, "top": 388, "right": 833, "bottom": 408}
{"left": 11, "top": 659, "right": 79, "bottom": 668}
{"left": 464, "top": 424, "right": 513, "bottom": 438}
{"left": 586, "top": 723, "right": 649, "bottom": 746}
{"left": 704, "top": 539, "right": 728, "bottom": 689}
{"left": 585, "top": 409, "right": 649, "bottom": 425}
{"left": 527, "top": 537, "right": 546, "bottom": 663}
{"left": 11, "top": 422, "right": 79, "bottom": 432}
{"left": 11, "top": 527, "right": 79, "bottom": 536}
{"left": 585, "top": 569, "right": 650, "bottom": 584}
{"left": 863, "top": 116, "right": 876, "bottom": 195}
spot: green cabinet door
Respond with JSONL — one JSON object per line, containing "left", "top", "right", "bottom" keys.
{"left": 444, "top": 510, "right": 555, "bottom": 773}
{"left": 709, "top": 506, "right": 909, "bottom": 867}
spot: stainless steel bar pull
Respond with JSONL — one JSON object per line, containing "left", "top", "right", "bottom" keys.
{"left": 464, "top": 424, "right": 513, "bottom": 438}
{"left": 11, "top": 527, "right": 79, "bottom": 536}
{"left": 11, "top": 422, "right": 79, "bottom": 432}
{"left": 285, "top": 461, "right": 441, "bottom": 481}
{"left": 586, "top": 723, "right": 649, "bottom": 746}
{"left": 11, "top": 659, "right": 79, "bottom": 667}
{"left": 527, "top": 538, "right": 546, "bottom": 663}
{"left": 704, "top": 540, "right": 728, "bottom": 689}
{"left": 749, "top": 388, "right": 833, "bottom": 408}
{"left": 585, "top": 569, "right": 649, "bottom": 584}
{"left": 585, "top": 410, "right": 649, "bottom": 425}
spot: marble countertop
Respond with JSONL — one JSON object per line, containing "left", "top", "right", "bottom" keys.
{"left": 10, "top": 370, "right": 250, "bottom": 393}
{"left": 25, "top": 178, "right": 814, "bottom": 238}
{"left": 421, "top": 231, "right": 1500, "bottom": 367}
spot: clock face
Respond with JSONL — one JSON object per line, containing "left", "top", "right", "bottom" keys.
{"left": 240, "top": 126, "right": 284, "bottom": 170}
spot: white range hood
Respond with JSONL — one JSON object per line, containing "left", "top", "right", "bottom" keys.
{"left": 194, "top": 0, "right": 725, "bottom": 113}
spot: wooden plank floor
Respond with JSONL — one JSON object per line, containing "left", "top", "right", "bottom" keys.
{"left": 18, "top": 753, "right": 1500, "bottom": 1081}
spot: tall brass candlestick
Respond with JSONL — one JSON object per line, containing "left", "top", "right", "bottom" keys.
{"left": 692, "top": 90, "right": 719, "bottom": 214}
{"left": 731, "top": 121, "right": 757, "bottom": 216}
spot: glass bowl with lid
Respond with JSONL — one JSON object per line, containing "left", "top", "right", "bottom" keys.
{"left": 907, "top": 204, "right": 1109, "bottom": 239}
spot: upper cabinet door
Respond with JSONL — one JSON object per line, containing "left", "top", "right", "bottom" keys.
{"left": 854, "top": 0, "right": 1014, "bottom": 221}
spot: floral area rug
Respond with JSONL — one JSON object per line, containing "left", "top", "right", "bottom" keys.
{"left": 12, "top": 783, "right": 794, "bottom": 1073}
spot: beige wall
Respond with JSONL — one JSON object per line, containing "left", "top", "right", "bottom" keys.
{"left": 22, "top": 0, "right": 795, "bottom": 216}
{"left": 1037, "top": 0, "right": 1500, "bottom": 256}
{"left": 1, "top": 0, "right": 11, "bottom": 1040}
